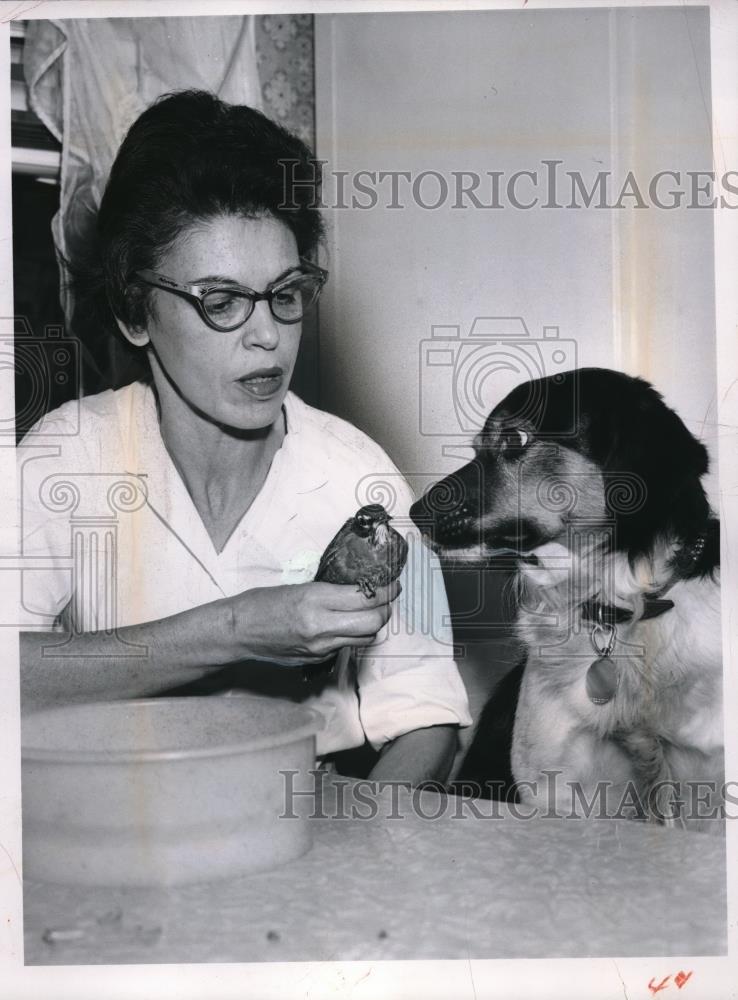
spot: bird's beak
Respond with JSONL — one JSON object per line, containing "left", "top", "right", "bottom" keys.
{"left": 371, "top": 517, "right": 391, "bottom": 545}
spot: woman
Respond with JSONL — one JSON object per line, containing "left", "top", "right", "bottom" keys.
{"left": 17, "top": 90, "right": 471, "bottom": 783}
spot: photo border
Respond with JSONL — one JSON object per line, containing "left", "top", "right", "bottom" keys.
{"left": 0, "top": 1, "right": 735, "bottom": 997}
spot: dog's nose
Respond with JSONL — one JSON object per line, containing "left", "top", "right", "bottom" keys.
{"left": 410, "top": 478, "right": 476, "bottom": 544}
{"left": 411, "top": 478, "right": 463, "bottom": 525}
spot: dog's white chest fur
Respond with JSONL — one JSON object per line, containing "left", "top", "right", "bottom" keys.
{"left": 512, "top": 550, "right": 723, "bottom": 825}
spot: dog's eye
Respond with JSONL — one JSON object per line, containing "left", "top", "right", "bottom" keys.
{"left": 501, "top": 427, "right": 531, "bottom": 456}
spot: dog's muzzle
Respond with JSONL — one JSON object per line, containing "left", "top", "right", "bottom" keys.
{"left": 410, "top": 478, "right": 479, "bottom": 550}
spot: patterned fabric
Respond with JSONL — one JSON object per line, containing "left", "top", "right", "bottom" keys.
{"left": 256, "top": 13, "right": 314, "bottom": 148}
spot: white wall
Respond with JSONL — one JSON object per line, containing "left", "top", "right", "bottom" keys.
{"left": 315, "top": 7, "right": 717, "bottom": 504}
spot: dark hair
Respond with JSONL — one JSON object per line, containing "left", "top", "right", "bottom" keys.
{"left": 72, "top": 89, "right": 324, "bottom": 333}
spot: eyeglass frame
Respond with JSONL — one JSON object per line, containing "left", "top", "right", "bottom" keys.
{"left": 130, "top": 259, "right": 329, "bottom": 332}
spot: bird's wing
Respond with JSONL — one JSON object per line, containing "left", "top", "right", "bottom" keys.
{"left": 314, "top": 519, "right": 354, "bottom": 581}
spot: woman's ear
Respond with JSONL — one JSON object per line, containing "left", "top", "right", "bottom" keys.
{"left": 115, "top": 317, "right": 150, "bottom": 348}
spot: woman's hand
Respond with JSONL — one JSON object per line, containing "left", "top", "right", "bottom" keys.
{"left": 19, "top": 581, "right": 401, "bottom": 708}
{"left": 228, "top": 579, "right": 401, "bottom": 665}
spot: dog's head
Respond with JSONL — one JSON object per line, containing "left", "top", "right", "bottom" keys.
{"left": 410, "top": 368, "right": 710, "bottom": 563}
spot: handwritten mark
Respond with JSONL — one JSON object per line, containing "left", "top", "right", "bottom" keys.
{"left": 648, "top": 972, "right": 693, "bottom": 995}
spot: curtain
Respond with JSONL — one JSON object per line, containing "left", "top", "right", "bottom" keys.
{"left": 24, "top": 16, "right": 262, "bottom": 326}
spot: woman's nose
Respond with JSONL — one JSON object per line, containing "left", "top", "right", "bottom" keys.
{"left": 241, "top": 300, "right": 280, "bottom": 350}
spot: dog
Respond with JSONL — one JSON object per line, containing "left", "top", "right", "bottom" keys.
{"left": 410, "top": 368, "right": 722, "bottom": 831}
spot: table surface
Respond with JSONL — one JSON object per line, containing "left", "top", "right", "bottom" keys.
{"left": 24, "top": 776, "right": 727, "bottom": 965}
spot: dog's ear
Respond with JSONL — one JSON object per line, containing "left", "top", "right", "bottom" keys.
{"left": 585, "top": 373, "right": 710, "bottom": 556}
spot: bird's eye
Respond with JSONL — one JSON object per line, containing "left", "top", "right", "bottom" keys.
{"left": 516, "top": 429, "right": 530, "bottom": 449}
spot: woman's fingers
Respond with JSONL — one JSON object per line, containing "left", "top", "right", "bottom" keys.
{"left": 327, "top": 604, "right": 393, "bottom": 639}
{"left": 304, "top": 581, "right": 398, "bottom": 648}
{"left": 332, "top": 635, "right": 376, "bottom": 648}
{"left": 318, "top": 579, "right": 401, "bottom": 610}
{"left": 230, "top": 581, "right": 400, "bottom": 663}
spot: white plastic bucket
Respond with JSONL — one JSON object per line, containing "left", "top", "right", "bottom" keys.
{"left": 22, "top": 695, "right": 324, "bottom": 886}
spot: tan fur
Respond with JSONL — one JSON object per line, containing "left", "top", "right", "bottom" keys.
{"left": 475, "top": 439, "right": 609, "bottom": 551}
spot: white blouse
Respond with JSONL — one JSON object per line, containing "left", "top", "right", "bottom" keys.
{"left": 17, "top": 382, "right": 471, "bottom": 755}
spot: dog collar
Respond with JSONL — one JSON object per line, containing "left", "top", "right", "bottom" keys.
{"left": 580, "top": 595, "right": 675, "bottom": 626}
{"left": 580, "top": 528, "right": 710, "bottom": 628}
{"left": 582, "top": 593, "right": 675, "bottom": 707}
{"left": 581, "top": 528, "right": 709, "bottom": 707}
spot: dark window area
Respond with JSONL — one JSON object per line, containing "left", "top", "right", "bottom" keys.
{"left": 12, "top": 174, "right": 149, "bottom": 440}
{"left": 12, "top": 175, "right": 68, "bottom": 439}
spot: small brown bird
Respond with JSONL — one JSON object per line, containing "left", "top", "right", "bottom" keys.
{"left": 315, "top": 503, "right": 409, "bottom": 597}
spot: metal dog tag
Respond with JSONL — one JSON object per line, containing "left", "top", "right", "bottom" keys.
{"left": 587, "top": 616, "right": 618, "bottom": 705}
{"left": 586, "top": 656, "right": 618, "bottom": 705}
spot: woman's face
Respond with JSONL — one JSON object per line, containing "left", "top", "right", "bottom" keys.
{"left": 137, "top": 213, "right": 302, "bottom": 432}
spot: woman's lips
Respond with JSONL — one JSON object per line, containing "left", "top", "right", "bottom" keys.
{"left": 236, "top": 368, "right": 284, "bottom": 398}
